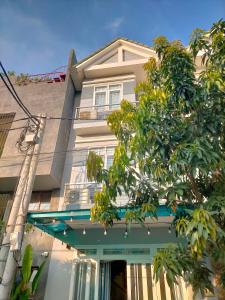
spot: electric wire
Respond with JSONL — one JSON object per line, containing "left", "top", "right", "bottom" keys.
{"left": 0, "top": 62, "right": 39, "bottom": 126}
{"left": 0, "top": 126, "right": 28, "bottom": 132}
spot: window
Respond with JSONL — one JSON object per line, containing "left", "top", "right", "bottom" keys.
{"left": 0, "top": 113, "right": 15, "bottom": 157}
{"left": 103, "top": 248, "right": 150, "bottom": 255}
{"left": 92, "top": 147, "right": 115, "bottom": 169}
{"left": 0, "top": 194, "right": 11, "bottom": 220}
{"left": 28, "top": 192, "right": 51, "bottom": 211}
{"left": 95, "top": 86, "right": 107, "bottom": 111}
{"left": 94, "top": 84, "right": 122, "bottom": 110}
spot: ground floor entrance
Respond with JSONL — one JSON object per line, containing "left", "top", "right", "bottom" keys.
{"left": 99, "top": 260, "right": 127, "bottom": 300}
{"left": 70, "top": 258, "right": 193, "bottom": 300}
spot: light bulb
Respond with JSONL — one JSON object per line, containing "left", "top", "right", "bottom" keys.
{"left": 147, "top": 229, "right": 151, "bottom": 236}
{"left": 168, "top": 227, "right": 171, "bottom": 234}
{"left": 70, "top": 218, "right": 73, "bottom": 222}
{"left": 83, "top": 228, "right": 86, "bottom": 235}
{"left": 52, "top": 219, "right": 56, "bottom": 224}
{"left": 63, "top": 230, "right": 66, "bottom": 236}
{"left": 104, "top": 229, "right": 107, "bottom": 236}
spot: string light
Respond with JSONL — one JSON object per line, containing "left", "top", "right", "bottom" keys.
{"left": 83, "top": 228, "right": 86, "bottom": 235}
{"left": 63, "top": 229, "right": 67, "bottom": 236}
{"left": 147, "top": 228, "right": 151, "bottom": 236}
{"left": 104, "top": 229, "right": 107, "bottom": 236}
{"left": 70, "top": 218, "right": 73, "bottom": 222}
{"left": 52, "top": 219, "right": 56, "bottom": 224}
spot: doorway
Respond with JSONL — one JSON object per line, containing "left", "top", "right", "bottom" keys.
{"left": 99, "top": 260, "right": 127, "bottom": 300}
{"left": 110, "top": 260, "right": 127, "bottom": 300}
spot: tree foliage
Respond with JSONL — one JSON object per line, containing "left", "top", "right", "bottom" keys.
{"left": 86, "top": 19, "right": 225, "bottom": 297}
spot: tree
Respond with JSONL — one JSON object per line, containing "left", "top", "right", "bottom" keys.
{"left": 86, "top": 19, "right": 225, "bottom": 298}
{"left": 11, "top": 244, "right": 46, "bottom": 300}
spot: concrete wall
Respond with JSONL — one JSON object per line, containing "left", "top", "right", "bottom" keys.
{"left": 0, "top": 51, "right": 76, "bottom": 192}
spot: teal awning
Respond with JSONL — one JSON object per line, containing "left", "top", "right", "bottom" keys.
{"left": 27, "top": 206, "right": 175, "bottom": 247}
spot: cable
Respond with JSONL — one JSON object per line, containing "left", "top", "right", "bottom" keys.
{"left": 0, "top": 126, "right": 27, "bottom": 132}
{"left": 0, "top": 62, "right": 39, "bottom": 126}
{"left": 0, "top": 72, "right": 38, "bottom": 127}
{"left": 0, "top": 117, "right": 30, "bottom": 126}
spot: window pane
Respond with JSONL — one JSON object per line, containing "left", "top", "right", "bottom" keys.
{"left": 106, "top": 156, "right": 113, "bottom": 169}
{"left": 39, "top": 202, "right": 51, "bottom": 210}
{"left": 109, "top": 90, "right": 120, "bottom": 109}
{"left": 109, "top": 84, "right": 121, "bottom": 90}
{"left": 106, "top": 147, "right": 115, "bottom": 156}
{"left": 28, "top": 202, "right": 40, "bottom": 211}
{"left": 95, "top": 86, "right": 107, "bottom": 92}
{"left": 95, "top": 92, "right": 106, "bottom": 110}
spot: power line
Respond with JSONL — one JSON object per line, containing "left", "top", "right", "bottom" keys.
{"left": 0, "top": 62, "right": 39, "bottom": 126}
{"left": 0, "top": 117, "right": 30, "bottom": 126}
{"left": 0, "top": 126, "right": 27, "bottom": 132}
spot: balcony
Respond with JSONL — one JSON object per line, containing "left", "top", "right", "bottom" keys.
{"left": 64, "top": 182, "right": 129, "bottom": 210}
{"left": 75, "top": 104, "right": 121, "bottom": 121}
{"left": 74, "top": 102, "right": 137, "bottom": 136}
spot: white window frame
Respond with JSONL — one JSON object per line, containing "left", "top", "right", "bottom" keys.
{"left": 88, "top": 146, "right": 115, "bottom": 169}
{"left": 93, "top": 82, "right": 123, "bottom": 110}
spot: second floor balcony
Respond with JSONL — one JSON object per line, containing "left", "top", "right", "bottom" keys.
{"left": 75, "top": 103, "right": 121, "bottom": 121}
{"left": 74, "top": 102, "right": 137, "bottom": 136}
{"left": 64, "top": 182, "right": 128, "bottom": 210}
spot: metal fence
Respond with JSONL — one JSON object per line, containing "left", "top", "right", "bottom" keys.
{"left": 75, "top": 102, "right": 138, "bottom": 120}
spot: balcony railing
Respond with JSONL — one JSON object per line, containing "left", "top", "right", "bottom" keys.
{"left": 75, "top": 102, "right": 138, "bottom": 120}
{"left": 64, "top": 182, "right": 129, "bottom": 209}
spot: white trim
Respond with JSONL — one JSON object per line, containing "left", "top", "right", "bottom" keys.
{"left": 75, "top": 137, "right": 117, "bottom": 144}
{"left": 82, "top": 74, "right": 135, "bottom": 86}
{"left": 76, "top": 39, "right": 155, "bottom": 70}
{"left": 121, "top": 45, "right": 151, "bottom": 58}
{"left": 118, "top": 46, "right": 123, "bottom": 62}
{"left": 92, "top": 49, "right": 118, "bottom": 65}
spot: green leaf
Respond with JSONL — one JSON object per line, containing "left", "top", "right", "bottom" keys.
{"left": 22, "top": 244, "right": 32, "bottom": 283}
{"left": 32, "top": 260, "right": 46, "bottom": 294}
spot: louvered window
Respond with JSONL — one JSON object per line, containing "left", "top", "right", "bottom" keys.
{"left": 0, "top": 113, "right": 15, "bottom": 157}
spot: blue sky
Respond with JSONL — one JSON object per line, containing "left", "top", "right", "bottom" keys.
{"left": 1, "top": 0, "right": 224, "bottom": 74}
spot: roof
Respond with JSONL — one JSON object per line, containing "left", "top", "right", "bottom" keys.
{"left": 75, "top": 37, "right": 154, "bottom": 67}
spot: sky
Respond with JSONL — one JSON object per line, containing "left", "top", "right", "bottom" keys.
{"left": 0, "top": 0, "right": 224, "bottom": 74}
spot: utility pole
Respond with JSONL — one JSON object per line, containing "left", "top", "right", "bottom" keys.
{"left": 0, "top": 146, "right": 33, "bottom": 278}
{"left": 0, "top": 114, "right": 46, "bottom": 300}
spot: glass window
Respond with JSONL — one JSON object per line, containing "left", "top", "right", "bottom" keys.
{"left": 94, "top": 84, "right": 122, "bottom": 110}
{"left": 109, "top": 90, "right": 120, "bottom": 109}
{"left": 95, "top": 86, "right": 107, "bottom": 111}
{"left": 28, "top": 192, "right": 51, "bottom": 211}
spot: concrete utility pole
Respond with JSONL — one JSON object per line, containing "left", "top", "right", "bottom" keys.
{"left": 0, "top": 114, "right": 46, "bottom": 300}
{"left": 0, "top": 146, "right": 33, "bottom": 278}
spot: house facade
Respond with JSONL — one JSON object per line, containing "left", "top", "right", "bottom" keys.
{"left": 0, "top": 39, "right": 215, "bottom": 300}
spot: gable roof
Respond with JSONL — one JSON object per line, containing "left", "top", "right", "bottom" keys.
{"left": 75, "top": 37, "right": 154, "bottom": 67}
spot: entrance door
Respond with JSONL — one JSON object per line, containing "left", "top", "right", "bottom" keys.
{"left": 110, "top": 261, "right": 127, "bottom": 300}
{"left": 99, "top": 261, "right": 127, "bottom": 300}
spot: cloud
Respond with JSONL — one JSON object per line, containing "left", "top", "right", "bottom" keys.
{"left": 106, "top": 17, "right": 124, "bottom": 33}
